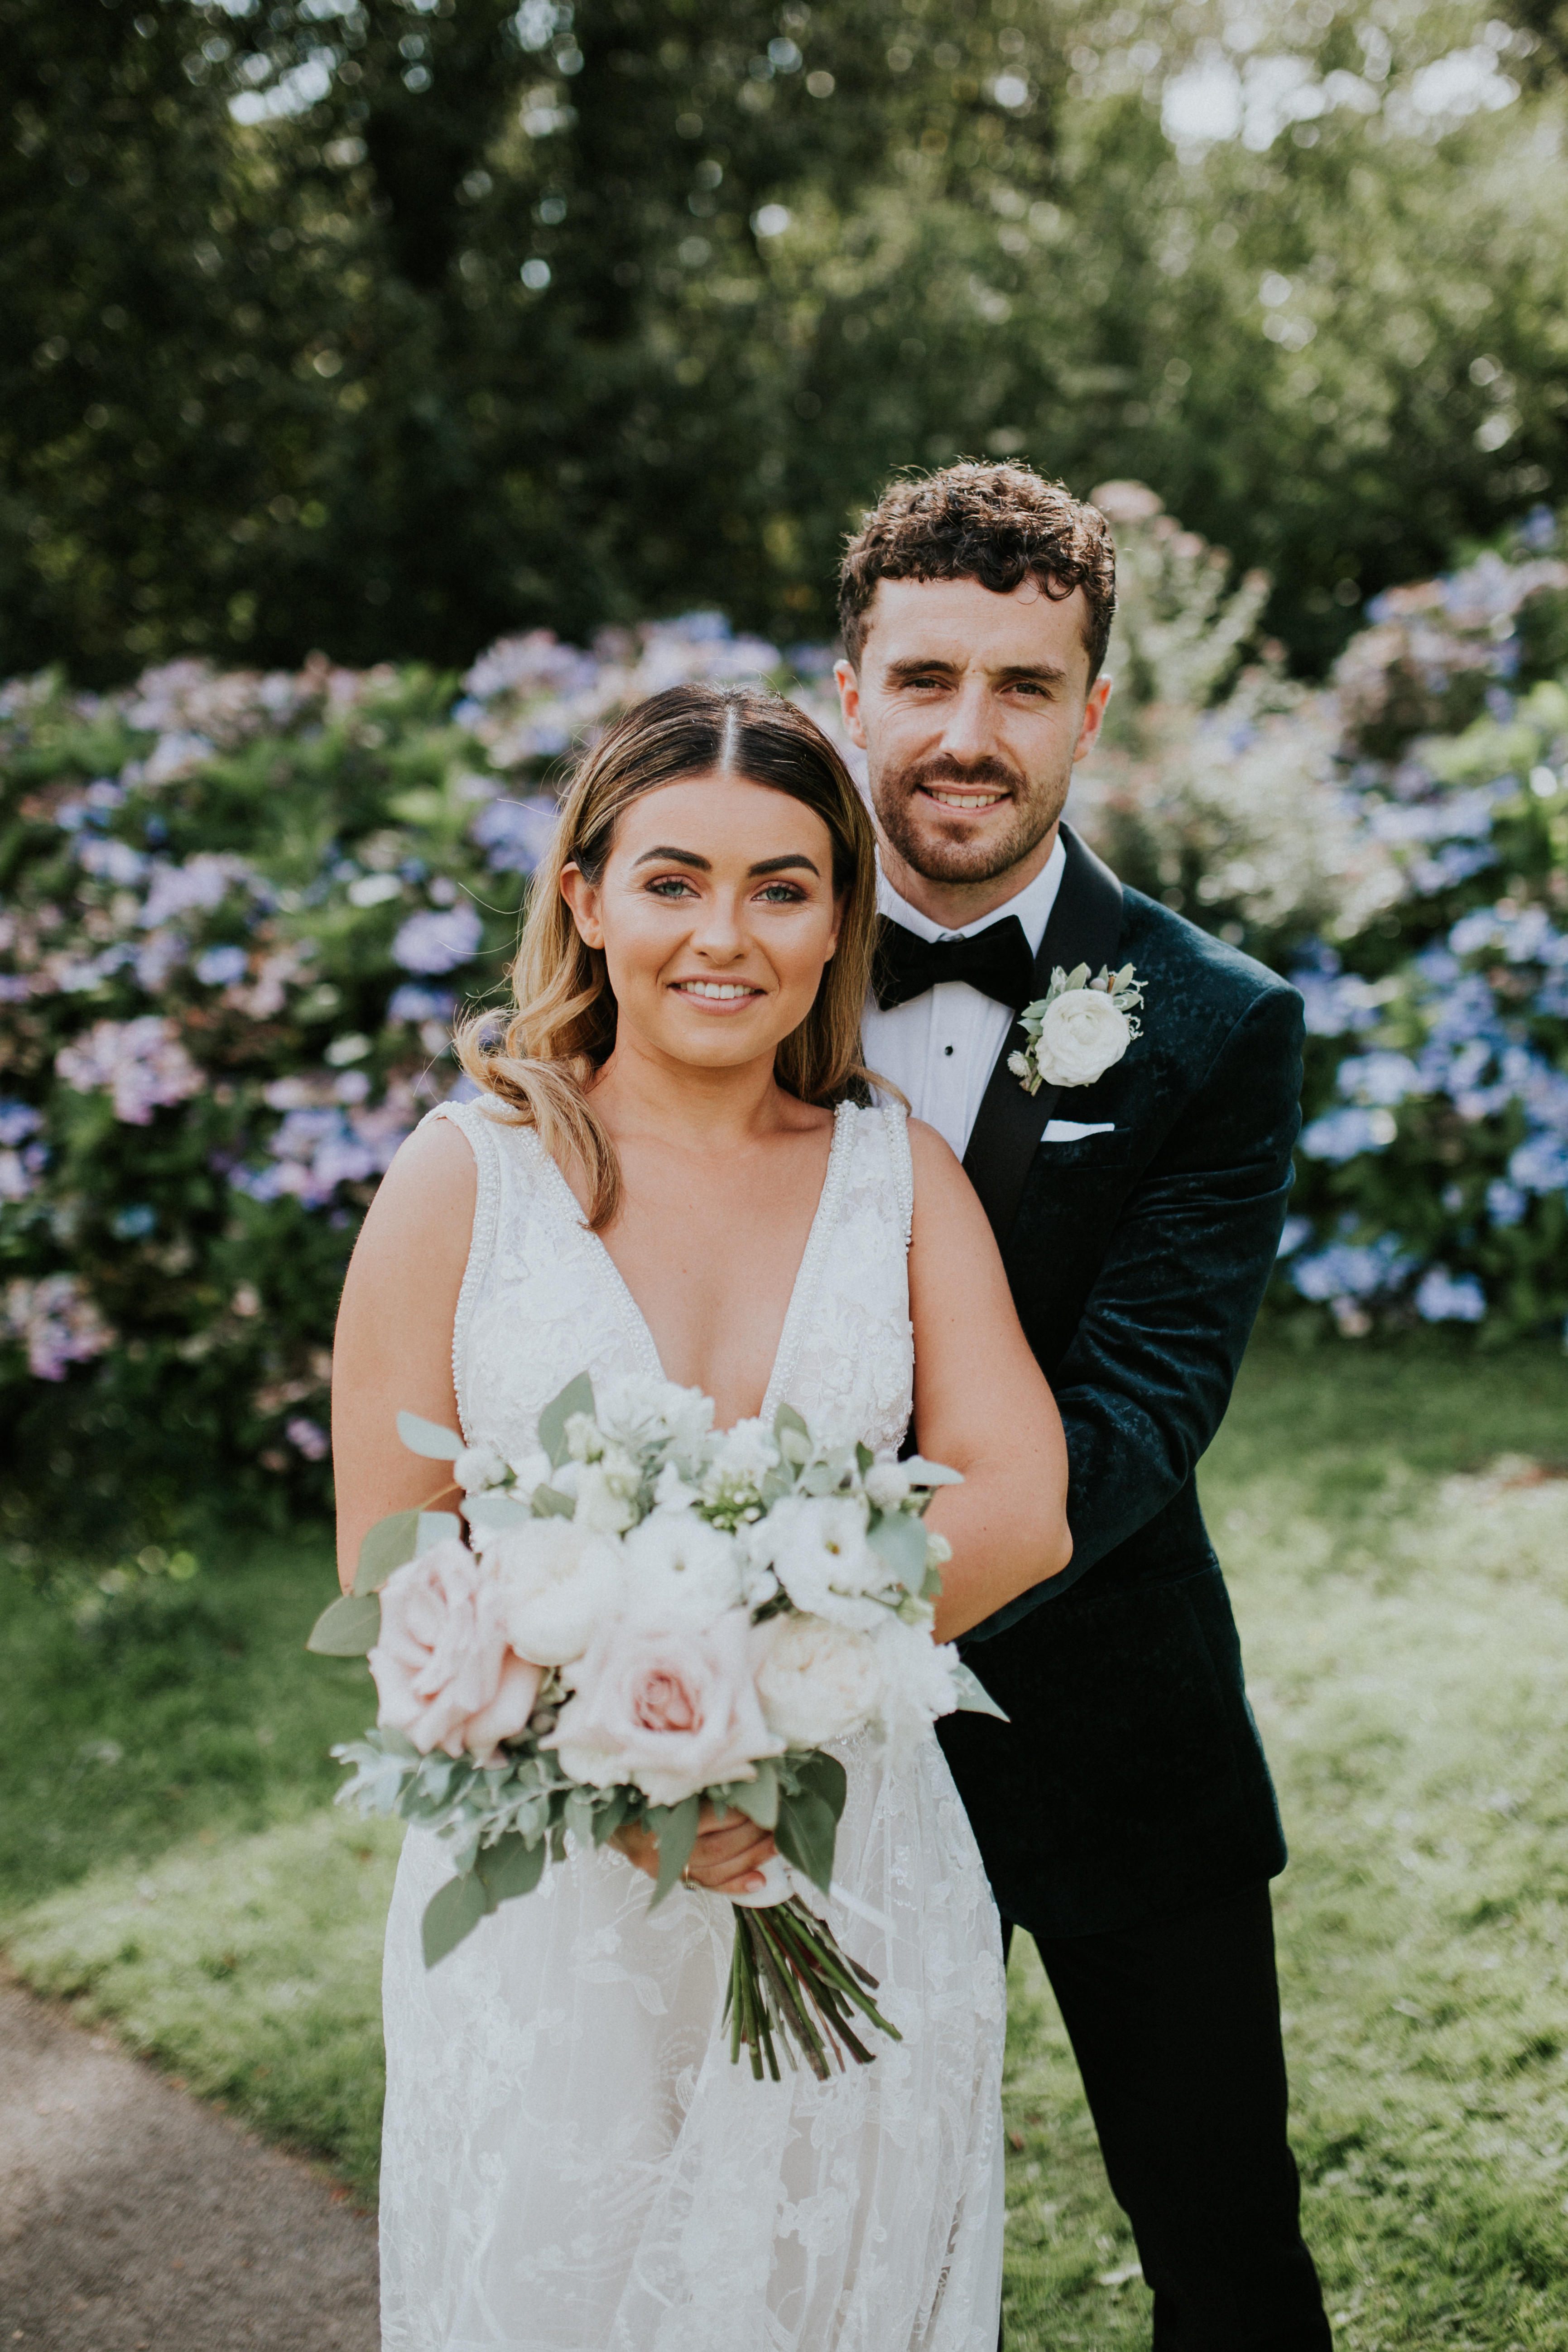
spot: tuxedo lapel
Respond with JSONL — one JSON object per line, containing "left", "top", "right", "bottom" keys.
{"left": 961, "top": 823, "right": 1125, "bottom": 1247}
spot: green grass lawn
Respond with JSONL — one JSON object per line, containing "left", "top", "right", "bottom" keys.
{"left": 5, "top": 1336, "right": 1568, "bottom": 2348}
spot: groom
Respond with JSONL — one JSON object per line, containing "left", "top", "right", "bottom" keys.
{"left": 836, "top": 464, "right": 1331, "bottom": 2349}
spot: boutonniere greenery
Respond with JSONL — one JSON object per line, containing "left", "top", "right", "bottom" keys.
{"left": 1008, "top": 963, "right": 1147, "bottom": 1094}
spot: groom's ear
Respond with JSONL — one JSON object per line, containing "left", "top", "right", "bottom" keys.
{"left": 1072, "top": 674, "right": 1112, "bottom": 766}
{"left": 833, "top": 658, "right": 868, "bottom": 751}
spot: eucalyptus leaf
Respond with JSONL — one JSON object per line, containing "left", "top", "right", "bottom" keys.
{"left": 415, "top": 1509, "right": 462, "bottom": 1554}
{"left": 473, "top": 1831, "right": 547, "bottom": 1908}
{"left": 306, "top": 1590, "right": 381, "bottom": 1655}
{"left": 951, "top": 1661, "right": 1010, "bottom": 1722}
{"left": 722, "top": 1758, "right": 779, "bottom": 1830}
{"left": 902, "top": 1456, "right": 965, "bottom": 1490}
{"left": 866, "top": 1508, "right": 928, "bottom": 1592}
{"left": 773, "top": 1402, "right": 810, "bottom": 1467}
{"left": 396, "top": 1409, "right": 466, "bottom": 1461}
{"left": 538, "top": 1371, "right": 595, "bottom": 1471}
{"left": 645, "top": 1794, "right": 701, "bottom": 1907}
{"left": 353, "top": 1508, "right": 421, "bottom": 1596}
{"left": 592, "top": 1787, "right": 632, "bottom": 1845}
{"left": 774, "top": 1786, "right": 838, "bottom": 1895}
{"left": 530, "top": 1484, "right": 576, "bottom": 1519}
{"left": 790, "top": 1748, "right": 848, "bottom": 1823}
{"left": 421, "top": 1871, "right": 488, "bottom": 1967}
{"left": 463, "top": 1491, "right": 526, "bottom": 1533}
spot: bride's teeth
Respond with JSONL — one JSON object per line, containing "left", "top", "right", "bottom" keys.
{"left": 680, "top": 981, "right": 755, "bottom": 999}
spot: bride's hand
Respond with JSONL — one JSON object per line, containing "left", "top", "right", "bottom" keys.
{"left": 614, "top": 1801, "right": 776, "bottom": 1895}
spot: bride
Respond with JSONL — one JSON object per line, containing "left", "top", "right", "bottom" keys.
{"left": 332, "top": 682, "right": 1071, "bottom": 2352}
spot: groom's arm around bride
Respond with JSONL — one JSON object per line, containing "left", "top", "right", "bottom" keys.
{"left": 838, "top": 463, "right": 1332, "bottom": 2350}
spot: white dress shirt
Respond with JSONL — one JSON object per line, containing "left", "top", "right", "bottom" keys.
{"left": 862, "top": 837, "right": 1066, "bottom": 1159}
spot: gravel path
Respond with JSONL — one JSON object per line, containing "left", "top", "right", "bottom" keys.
{"left": 0, "top": 1972, "right": 379, "bottom": 2352}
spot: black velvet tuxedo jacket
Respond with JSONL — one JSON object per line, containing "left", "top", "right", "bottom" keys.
{"left": 934, "top": 851, "right": 1305, "bottom": 1942}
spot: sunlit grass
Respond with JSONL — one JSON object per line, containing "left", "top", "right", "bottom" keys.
{"left": 5, "top": 1337, "right": 1568, "bottom": 2332}
{"left": 1001, "top": 1339, "right": 1568, "bottom": 2351}
{"left": 7, "top": 1808, "right": 400, "bottom": 2198}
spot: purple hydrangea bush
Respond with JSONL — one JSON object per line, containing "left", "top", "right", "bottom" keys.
{"left": 1278, "top": 513, "right": 1568, "bottom": 1340}
{"left": 2, "top": 526, "right": 1566, "bottom": 1544}
{"left": 0, "top": 619, "right": 842, "bottom": 1537}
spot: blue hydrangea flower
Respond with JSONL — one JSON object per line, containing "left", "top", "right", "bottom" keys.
{"left": 1414, "top": 1266, "right": 1486, "bottom": 1323}
{"left": 392, "top": 904, "right": 483, "bottom": 974}
{"left": 1299, "top": 1106, "right": 1398, "bottom": 1162}
{"left": 195, "top": 944, "right": 249, "bottom": 986}
{"left": 1291, "top": 1234, "right": 1414, "bottom": 1303}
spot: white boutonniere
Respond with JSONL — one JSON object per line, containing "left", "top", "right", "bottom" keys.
{"left": 1007, "top": 963, "right": 1146, "bottom": 1095}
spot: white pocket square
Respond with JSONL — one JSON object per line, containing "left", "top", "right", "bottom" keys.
{"left": 1041, "top": 1120, "right": 1116, "bottom": 1142}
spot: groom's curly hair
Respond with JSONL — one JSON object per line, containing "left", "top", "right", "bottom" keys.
{"left": 838, "top": 462, "right": 1117, "bottom": 679}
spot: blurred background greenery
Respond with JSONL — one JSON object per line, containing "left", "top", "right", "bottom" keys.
{"left": 6, "top": 0, "right": 1568, "bottom": 683}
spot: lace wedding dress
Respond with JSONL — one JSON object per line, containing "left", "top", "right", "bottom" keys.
{"left": 379, "top": 1095, "right": 1006, "bottom": 2352}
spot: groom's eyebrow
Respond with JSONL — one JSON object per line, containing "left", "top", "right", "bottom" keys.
{"left": 885, "top": 654, "right": 1072, "bottom": 685}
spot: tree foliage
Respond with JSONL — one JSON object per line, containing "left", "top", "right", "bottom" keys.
{"left": 3, "top": 0, "right": 1567, "bottom": 681}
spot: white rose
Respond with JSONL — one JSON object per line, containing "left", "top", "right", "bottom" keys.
{"left": 507, "top": 1444, "right": 554, "bottom": 1496}
{"left": 453, "top": 1443, "right": 506, "bottom": 1492}
{"left": 622, "top": 1514, "right": 745, "bottom": 1626}
{"left": 863, "top": 1459, "right": 911, "bottom": 1511}
{"left": 755, "top": 1612, "right": 882, "bottom": 1747}
{"left": 707, "top": 1417, "right": 780, "bottom": 1483}
{"left": 754, "top": 1493, "right": 894, "bottom": 1631}
{"left": 490, "top": 1519, "right": 629, "bottom": 1665}
{"left": 1032, "top": 987, "right": 1132, "bottom": 1088}
{"left": 571, "top": 1459, "right": 641, "bottom": 1534}
{"left": 650, "top": 1458, "right": 700, "bottom": 1514}
{"left": 873, "top": 1618, "right": 964, "bottom": 1759}
{"left": 595, "top": 1374, "right": 714, "bottom": 1467}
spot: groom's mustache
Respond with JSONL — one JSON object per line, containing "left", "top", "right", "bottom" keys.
{"left": 900, "top": 755, "right": 1024, "bottom": 798}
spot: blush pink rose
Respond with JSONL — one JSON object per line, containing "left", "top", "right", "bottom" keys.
{"left": 545, "top": 1608, "right": 781, "bottom": 1808}
{"left": 369, "top": 1538, "right": 542, "bottom": 1764}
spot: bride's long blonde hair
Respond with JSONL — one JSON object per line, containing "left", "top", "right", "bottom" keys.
{"left": 454, "top": 683, "right": 883, "bottom": 1230}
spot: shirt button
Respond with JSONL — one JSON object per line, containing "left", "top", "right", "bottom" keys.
{"left": 943, "top": 1045, "right": 954, "bottom": 1056}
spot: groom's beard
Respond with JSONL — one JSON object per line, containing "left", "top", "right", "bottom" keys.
{"left": 871, "top": 753, "right": 1069, "bottom": 888}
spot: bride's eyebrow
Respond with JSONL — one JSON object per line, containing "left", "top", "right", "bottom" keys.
{"left": 629, "top": 848, "right": 821, "bottom": 877}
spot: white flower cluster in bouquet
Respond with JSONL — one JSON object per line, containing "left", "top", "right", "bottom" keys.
{"left": 312, "top": 1374, "right": 1001, "bottom": 2016}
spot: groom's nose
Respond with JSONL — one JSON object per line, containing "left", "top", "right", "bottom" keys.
{"left": 934, "top": 678, "right": 998, "bottom": 766}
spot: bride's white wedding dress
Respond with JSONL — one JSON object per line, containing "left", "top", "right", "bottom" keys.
{"left": 379, "top": 1096, "right": 1006, "bottom": 2352}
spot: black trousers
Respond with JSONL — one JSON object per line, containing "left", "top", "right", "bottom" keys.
{"left": 1002, "top": 1882, "right": 1332, "bottom": 2351}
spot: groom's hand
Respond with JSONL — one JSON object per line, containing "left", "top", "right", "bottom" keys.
{"left": 615, "top": 1802, "right": 776, "bottom": 1894}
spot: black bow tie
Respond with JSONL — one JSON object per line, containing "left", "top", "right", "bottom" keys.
{"left": 872, "top": 914, "right": 1036, "bottom": 1013}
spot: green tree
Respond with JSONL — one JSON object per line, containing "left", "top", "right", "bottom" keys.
{"left": 3, "top": 0, "right": 1567, "bottom": 682}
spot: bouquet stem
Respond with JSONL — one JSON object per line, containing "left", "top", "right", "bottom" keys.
{"left": 723, "top": 1895, "right": 901, "bottom": 2083}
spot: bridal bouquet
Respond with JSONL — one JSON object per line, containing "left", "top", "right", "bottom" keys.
{"left": 309, "top": 1373, "right": 1002, "bottom": 2083}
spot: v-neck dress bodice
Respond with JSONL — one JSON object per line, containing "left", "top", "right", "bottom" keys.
{"left": 378, "top": 1093, "right": 1005, "bottom": 2352}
